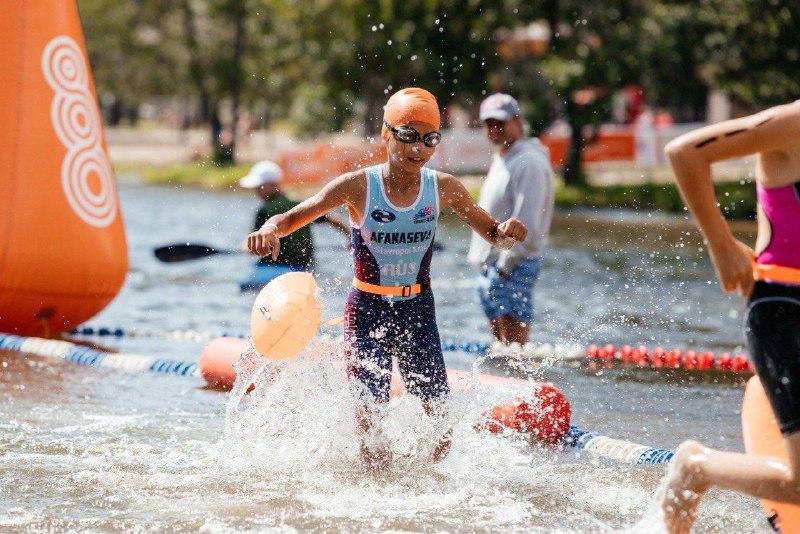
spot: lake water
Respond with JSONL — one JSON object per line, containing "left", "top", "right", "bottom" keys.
{"left": 0, "top": 178, "right": 770, "bottom": 532}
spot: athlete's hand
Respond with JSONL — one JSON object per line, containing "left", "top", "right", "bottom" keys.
{"left": 495, "top": 218, "right": 528, "bottom": 250}
{"left": 708, "top": 238, "right": 755, "bottom": 299}
{"left": 247, "top": 223, "right": 281, "bottom": 260}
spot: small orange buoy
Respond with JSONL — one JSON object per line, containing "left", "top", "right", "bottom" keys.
{"left": 250, "top": 272, "right": 322, "bottom": 360}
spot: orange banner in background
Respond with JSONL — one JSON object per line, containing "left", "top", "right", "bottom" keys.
{"left": 542, "top": 127, "right": 637, "bottom": 167}
{"left": 0, "top": 1, "right": 128, "bottom": 336}
{"left": 279, "top": 140, "right": 386, "bottom": 186}
{"left": 276, "top": 127, "right": 638, "bottom": 186}
{"left": 581, "top": 127, "right": 637, "bottom": 162}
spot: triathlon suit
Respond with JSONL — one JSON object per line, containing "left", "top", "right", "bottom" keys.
{"left": 746, "top": 181, "right": 800, "bottom": 434}
{"left": 344, "top": 165, "right": 448, "bottom": 402}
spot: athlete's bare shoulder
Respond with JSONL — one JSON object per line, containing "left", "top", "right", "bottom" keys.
{"left": 433, "top": 171, "right": 460, "bottom": 193}
{"left": 327, "top": 169, "right": 366, "bottom": 189}
{"left": 740, "top": 101, "right": 800, "bottom": 151}
{"left": 317, "top": 169, "right": 367, "bottom": 202}
{"left": 771, "top": 100, "right": 800, "bottom": 130}
{"left": 777, "top": 99, "right": 800, "bottom": 114}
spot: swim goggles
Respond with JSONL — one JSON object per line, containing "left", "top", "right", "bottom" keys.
{"left": 384, "top": 120, "right": 442, "bottom": 148}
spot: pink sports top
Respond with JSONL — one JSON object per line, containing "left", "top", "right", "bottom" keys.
{"left": 756, "top": 181, "right": 800, "bottom": 269}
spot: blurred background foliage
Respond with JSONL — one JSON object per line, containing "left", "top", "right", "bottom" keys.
{"left": 78, "top": 0, "right": 799, "bottom": 177}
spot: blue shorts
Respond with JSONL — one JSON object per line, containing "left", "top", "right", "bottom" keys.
{"left": 477, "top": 257, "right": 542, "bottom": 324}
{"left": 344, "top": 288, "right": 449, "bottom": 402}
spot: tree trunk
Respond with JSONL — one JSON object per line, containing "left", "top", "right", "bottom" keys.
{"left": 222, "top": 0, "right": 246, "bottom": 165}
{"left": 210, "top": 104, "right": 230, "bottom": 163}
{"left": 183, "top": 0, "right": 220, "bottom": 158}
{"left": 544, "top": 0, "right": 559, "bottom": 52}
{"left": 363, "top": 90, "right": 381, "bottom": 137}
{"left": 563, "top": 104, "right": 586, "bottom": 186}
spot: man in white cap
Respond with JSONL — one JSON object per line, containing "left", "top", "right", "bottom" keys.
{"left": 467, "top": 93, "right": 555, "bottom": 344}
{"left": 240, "top": 160, "right": 348, "bottom": 268}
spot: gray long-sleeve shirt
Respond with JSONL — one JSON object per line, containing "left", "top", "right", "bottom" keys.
{"left": 467, "top": 138, "right": 554, "bottom": 273}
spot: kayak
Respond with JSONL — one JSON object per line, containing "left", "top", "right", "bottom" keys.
{"left": 239, "top": 263, "right": 307, "bottom": 292}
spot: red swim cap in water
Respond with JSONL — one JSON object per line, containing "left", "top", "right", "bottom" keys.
{"left": 381, "top": 87, "right": 441, "bottom": 140}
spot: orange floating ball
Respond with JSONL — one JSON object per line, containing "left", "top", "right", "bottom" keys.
{"left": 250, "top": 272, "right": 322, "bottom": 360}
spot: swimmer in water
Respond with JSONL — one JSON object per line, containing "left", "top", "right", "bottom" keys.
{"left": 662, "top": 101, "right": 800, "bottom": 533}
{"left": 246, "top": 88, "right": 527, "bottom": 469}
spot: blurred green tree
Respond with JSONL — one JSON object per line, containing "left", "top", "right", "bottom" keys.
{"left": 519, "top": 1, "right": 650, "bottom": 185}
{"left": 78, "top": 0, "right": 799, "bottom": 173}
{"left": 272, "top": 0, "right": 519, "bottom": 136}
{"left": 79, "top": 0, "right": 183, "bottom": 126}
{"left": 694, "top": 0, "right": 800, "bottom": 107}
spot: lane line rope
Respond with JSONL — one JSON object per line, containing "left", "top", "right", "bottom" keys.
{"left": 1, "top": 332, "right": 674, "bottom": 464}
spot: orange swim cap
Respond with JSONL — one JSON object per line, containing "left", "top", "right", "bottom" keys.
{"left": 381, "top": 87, "right": 441, "bottom": 141}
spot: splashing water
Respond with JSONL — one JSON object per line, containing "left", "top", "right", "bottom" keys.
{"left": 0, "top": 184, "right": 770, "bottom": 531}
{"left": 203, "top": 340, "right": 672, "bottom": 532}
{"left": 0, "top": 345, "right": 765, "bottom": 531}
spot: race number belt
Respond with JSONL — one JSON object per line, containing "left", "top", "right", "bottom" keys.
{"left": 352, "top": 277, "right": 431, "bottom": 297}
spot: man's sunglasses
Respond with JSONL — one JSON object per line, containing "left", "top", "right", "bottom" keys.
{"left": 384, "top": 120, "right": 442, "bottom": 148}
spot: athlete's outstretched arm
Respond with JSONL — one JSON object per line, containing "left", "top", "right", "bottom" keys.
{"left": 437, "top": 173, "right": 527, "bottom": 248}
{"left": 247, "top": 172, "right": 361, "bottom": 259}
{"left": 665, "top": 101, "right": 800, "bottom": 297}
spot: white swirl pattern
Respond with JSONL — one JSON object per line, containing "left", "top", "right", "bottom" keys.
{"left": 42, "top": 36, "right": 116, "bottom": 227}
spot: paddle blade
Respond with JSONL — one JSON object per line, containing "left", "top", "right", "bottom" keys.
{"left": 154, "top": 243, "right": 227, "bottom": 263}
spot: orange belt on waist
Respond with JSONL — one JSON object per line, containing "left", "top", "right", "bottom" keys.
{"left": 753, "top": 263, "right": 800, "bottom": 285}
{"left": 352, "top": 277, "right": 431, "bottom": 297}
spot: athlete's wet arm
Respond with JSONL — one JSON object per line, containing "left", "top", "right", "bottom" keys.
{"left": 665, "top": 103, "right": 800, "bottom": 296}
{"left": 437, "top": 174, "right": 527, "bottom": 247}
{"left": 274, "top": 177, "right": 355, "bottom": 235}
{"left": 666, "top": 102, "right": 800, "bottom": 248}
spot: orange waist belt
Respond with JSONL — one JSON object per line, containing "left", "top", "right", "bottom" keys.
{"left": 352, "top": 277, "right": 431, "bottom": 297}
{"left": 753, "top": 263, "right": 800, "bottom": 285}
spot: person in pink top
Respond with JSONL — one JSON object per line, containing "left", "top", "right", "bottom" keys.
{"left": 661, "top": 100, "right": 800, "bottom": 533}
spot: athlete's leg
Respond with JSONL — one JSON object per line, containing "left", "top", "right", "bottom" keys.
{"left": 489, "top": 317, "right": 505, "bottom": 342}
{"left": 498, "top": 314, "right": 530, "bottom": 344}
{"left": 663, "top": 435, "right": 800, "bottom": 534}
{"left": 355, "top": 401, "right": 392, "bottom": 472}
{"left": 478, "top": 266, "right": 508, "bottom": 343}
{"left": 663, "top": 284, "right": 800, "bottom": 532}
{"left": 397, "top": 290, "right": 452, "bottom": 461}
{"left": 422, "top": 398, "right": 453, "bottom": 462}
{"left": 344, "top": 289, "right": 394, "bottom": 471}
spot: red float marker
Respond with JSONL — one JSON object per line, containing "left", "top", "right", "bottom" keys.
{"left": 584, "top": 344, "right": 751, "bottom": 374}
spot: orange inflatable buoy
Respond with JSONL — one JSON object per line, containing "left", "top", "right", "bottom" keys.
{"left": 198, "top": 336, "right": 571, "bottom": 442}
{"left": 0, "top": 0, "right": 127, "bottom": 336}
{"left": 250, "top": 272, "right": 322, "bottom": 360}
{"left": 199, "top": 337, "right": 244, "bottom": 389}
{"left": 742, "top": 376, "right": 800, "bottom": 532}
